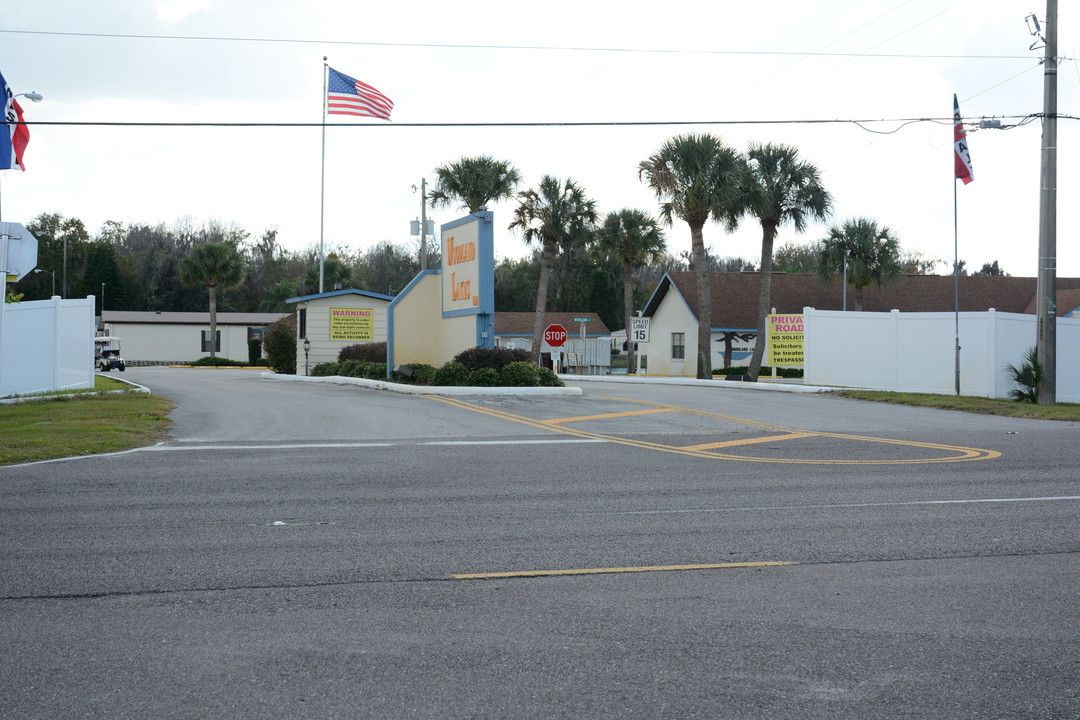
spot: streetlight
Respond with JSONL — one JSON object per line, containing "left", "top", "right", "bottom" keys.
{"left": 0, "top": 91, "right": 43, "bottom": 225}
{"left": 33, "top": 268, "right": 56, "bottom": 296}
{"left": 101, "top": 282, "right": 105, "bottom": 315}
{"left": 303, "top": 337, "right": 311, "bottom": 376}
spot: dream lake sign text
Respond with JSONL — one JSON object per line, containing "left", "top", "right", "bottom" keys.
{"left": 766, "top": 313, "right": 804, "bottom": 367}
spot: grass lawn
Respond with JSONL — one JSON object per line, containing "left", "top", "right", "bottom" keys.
{"left": 835, "top": 389, "right": 1080, "bottom": 421}
{"left": 0, "top": 376, "right": 174, "bottom": 466}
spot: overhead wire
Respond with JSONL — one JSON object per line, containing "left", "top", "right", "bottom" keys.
{"left": 0, "top": 27, "right": 1036, "bottom": 61}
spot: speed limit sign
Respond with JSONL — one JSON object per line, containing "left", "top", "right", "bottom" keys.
{"left": 630, "top": 316, "right": 650, "bottom": 343}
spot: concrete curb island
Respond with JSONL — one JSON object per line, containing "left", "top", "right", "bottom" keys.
{"left": 260, "top": 371, "right": 833, "bottom": 397}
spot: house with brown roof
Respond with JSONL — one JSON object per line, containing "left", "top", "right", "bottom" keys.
{"left": 641, "top": 271, "right": 1080, "bottom": 377}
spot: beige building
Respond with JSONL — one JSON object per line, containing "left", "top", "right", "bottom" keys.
{"left": 286, "top": 289, "right": 395, "bottom": 372}
{"left": 100, "top": 311, "right": 288, "bottom": 365}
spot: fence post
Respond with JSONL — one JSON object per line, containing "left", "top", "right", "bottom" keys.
{"left": 986, "top": 308, "right": 996, "bottom": 399}
{"left": 891, "top": 310, "right": 900, "bottom": 391}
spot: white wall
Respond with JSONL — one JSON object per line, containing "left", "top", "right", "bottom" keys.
{"left": 1, "top": 296, "right": 94, "bottom": 397}
{"left": 804, "top": 308, "right": 1080, "bottom": 402}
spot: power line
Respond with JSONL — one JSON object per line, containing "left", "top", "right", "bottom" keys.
{"left": 0, "top": 28, "right": 1036, "bottom": 61}
{"left": 22, "top": 115, "right": 1072, "bottom": 131}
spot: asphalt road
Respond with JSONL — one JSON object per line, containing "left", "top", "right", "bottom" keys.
{"left": 2, "top": 368, "right": 1078, "bottom": 719}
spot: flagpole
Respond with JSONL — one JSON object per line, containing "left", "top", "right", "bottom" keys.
{"left": 319, "top": 57, "right": 328, "bottom": 294}
{"left": 954, "top": 177, "right": 960, "bottom": 396}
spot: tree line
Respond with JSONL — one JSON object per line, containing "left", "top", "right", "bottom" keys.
{"left": 12, "top": 135, "right": 1008, "bottom": 378}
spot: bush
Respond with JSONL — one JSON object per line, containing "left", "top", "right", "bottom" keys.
{"left": 248, "top": 338, "right": 262, "bottom": 366}
{"left": 311, "top": 362, "right": 338, "bottom": 376}
{"left": 263, "top": 316, "right": 297, "bottom": 374}
{"left": 189, "top": 356, "right": 248, "bottom": 366}
{"left": 404, "top": 364, "right": 437, "bottom": 385}
{"left": 339, "top": 342, "right": 388, "bottom": 363}
{"left": 1005, "top": 346, "right": 1042, "bottom": 403}
{"left": 453, "top": 346, "right": 530, "bottom": 372}
{"left": 434, "top": 361, "right": 470, "bottom": 386}
{"left": 469, "top": 367, "right": 501, "bottom": 386}
{"left": 537, "top": 367, "right": 564, "bottom": 387}
{"left": 712, "top": 365, "right": 803, "bottom": 379}
{"left": 500, "top": 361, "right": 540, "bottom": 387}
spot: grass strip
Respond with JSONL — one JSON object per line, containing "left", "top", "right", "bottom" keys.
{"left": 834, "top": 390, "right": 1080, "bottom": 421}
{"left": 0, "top": 387, "right": 173, "bottom": 466}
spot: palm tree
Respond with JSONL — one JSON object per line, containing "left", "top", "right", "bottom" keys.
{"left": 744, "top": 142, "right": 832, "bottom": 380}
{"left": 508, "top": 175, "right": 598, "bottom": 362}
{"left": 639, "top": 134, "right": 746, "bottom": 378}
{"left": 428, "top": 155, "right": 522, "bottom": 214}
{"left": 597, "top": 209, "right": 666, "bottom": 374}
{"left": 179, "top": 242, "right": 245, "bottom": 359}
{"left": 817, "top": 218, "right": 903, "bottom": 311}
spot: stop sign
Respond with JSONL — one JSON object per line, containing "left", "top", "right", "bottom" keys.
{"left": 544, "top": 323, "right": 568, "bottom": 347}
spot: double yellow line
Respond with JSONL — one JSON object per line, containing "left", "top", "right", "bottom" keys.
{"left": 430, "top": 395, "right": 1000, "bottom": 465}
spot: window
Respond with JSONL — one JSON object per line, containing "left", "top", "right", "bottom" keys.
{"left": 201, "top": 330, "right": 221, "bottom": 352}
{"left": 298, "top": 308, "right": 307, "bottom": 340}
{"left": 672, "top": 332, "right": 685, "bottom": 360}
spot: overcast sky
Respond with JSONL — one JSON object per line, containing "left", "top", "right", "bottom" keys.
{"left": 2, "top": 0, "right": 1077, "bottom": 278}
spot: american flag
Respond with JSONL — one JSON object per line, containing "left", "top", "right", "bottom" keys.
{"left": 953, "top": 94, "right": 973, "bottom": 185}
{"left": 327, "top": 67, "right": 393, "bottom": 120}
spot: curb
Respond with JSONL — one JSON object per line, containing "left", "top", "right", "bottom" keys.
{"left": 259, "top": 372, "right": 583, "bottom": 396}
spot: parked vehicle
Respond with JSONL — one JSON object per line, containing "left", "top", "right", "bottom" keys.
{"left": 94, "top": 336, "right": 126, "bottom": 372}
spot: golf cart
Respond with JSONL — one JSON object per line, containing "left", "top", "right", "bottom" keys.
{"left": 95, "top": 336, "right": 126, "bottom": 372}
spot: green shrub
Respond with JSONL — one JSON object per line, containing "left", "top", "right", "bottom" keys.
{"left": 263, "top": 317, "right": 297, "bottom": 374}
{"left": 311, "top": 362, "right": 338, "bottom": 376}
{"left": 537, "top": 367, "right": 564, "bottom": 387}
{"left": 338, "top": 342, "right": 388, "bottom": 363}
{"left": 190, "top": 356, "right": 248, "bottom": 367}
{"left": 248, "top": 338, "right": 262, "bottom": 365}
{"left": 712, "top": 365, "right": 803, "bottom": 379}
{"left": 1005, "top": 346, "right": 1042, "bottom": 403}
{"left": 405, "top": 364, "right": 437, "bottom": 385}
{"left": 500, "top": 361, "right": 540, "bottom": 387}
{"left": 469, "top": 367, "right": 501, "bottom": 386}
{"left": 453, "top": 346, "right": 530, "bottom": 372}
{"left": 434, "top": 361, "right": 470, "bottom": 386}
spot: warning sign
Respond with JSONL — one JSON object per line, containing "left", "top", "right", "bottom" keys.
{"left": 766, "top": 314, "right": 804, "bottom": 367}
{"left": 329, "top": 307, "right": 374, "bottom": 341}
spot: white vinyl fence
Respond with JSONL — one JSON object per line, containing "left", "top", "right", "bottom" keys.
{"left": 803, "top": 308, "right": 1080, "bottom": 403}
{"left": 0, "top": 296, "right": 95, "bottom": 397}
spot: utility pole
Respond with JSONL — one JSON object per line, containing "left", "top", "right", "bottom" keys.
{"left": 420, "top": 177, "right": 428, "bottom": 271}
{"left": 1035, "top": 0, "right": 1057, "bottom": 404}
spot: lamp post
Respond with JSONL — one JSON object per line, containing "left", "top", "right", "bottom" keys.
{"left": 303, "top": 337, "right": 311, "bottom": 376}
{"left": 101, "top": 282, "right": 105, "bottom": 315}
{"left": 0, "top": 91, "right": 43, "bottom": 226}
{"left": 33, "top": 268, "right": 56, "bottom": 296}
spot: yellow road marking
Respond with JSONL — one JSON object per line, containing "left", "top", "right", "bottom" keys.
{"left": 681, "top": 432, "right": 820, "bottom": 450}
{"left": 427, "top": 396, "right": 1001, "bottom": 464}
{"left": 541, "top": 407, "right": 677, "bottom": 425}
{"left": 452, "top": 560, "right": 796, "bottom": 580}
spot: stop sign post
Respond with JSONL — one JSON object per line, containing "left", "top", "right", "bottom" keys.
{"left": 544, "top": 323, "right": 567, "bottom": 347}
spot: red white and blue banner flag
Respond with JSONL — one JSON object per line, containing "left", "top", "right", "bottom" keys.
{"left": 327, "top": 67, "right": 394, "bottom": 120}
{"left": 953, "top": 94, "right": 973, "bottom": 185}
{"left": 2, "top": 70, "right": 31, "bottom": 171}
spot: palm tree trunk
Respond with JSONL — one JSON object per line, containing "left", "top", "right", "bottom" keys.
{"left": 531, "top": 239, "right": 556, "bottom": 364}
{"left": 748, "top": 223, "right": 777, "bottom": 380}
{"left": 623, "top": 260, "right": 636, "bottom": 374}
{"left": 855, "top": 285, "right": 864, "bottom": 312}
{"left": 208, "top": 283, "right": 217, "bottom": 359}
{"left": 690, "top": 222, "right": 711, "bottom": 379}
